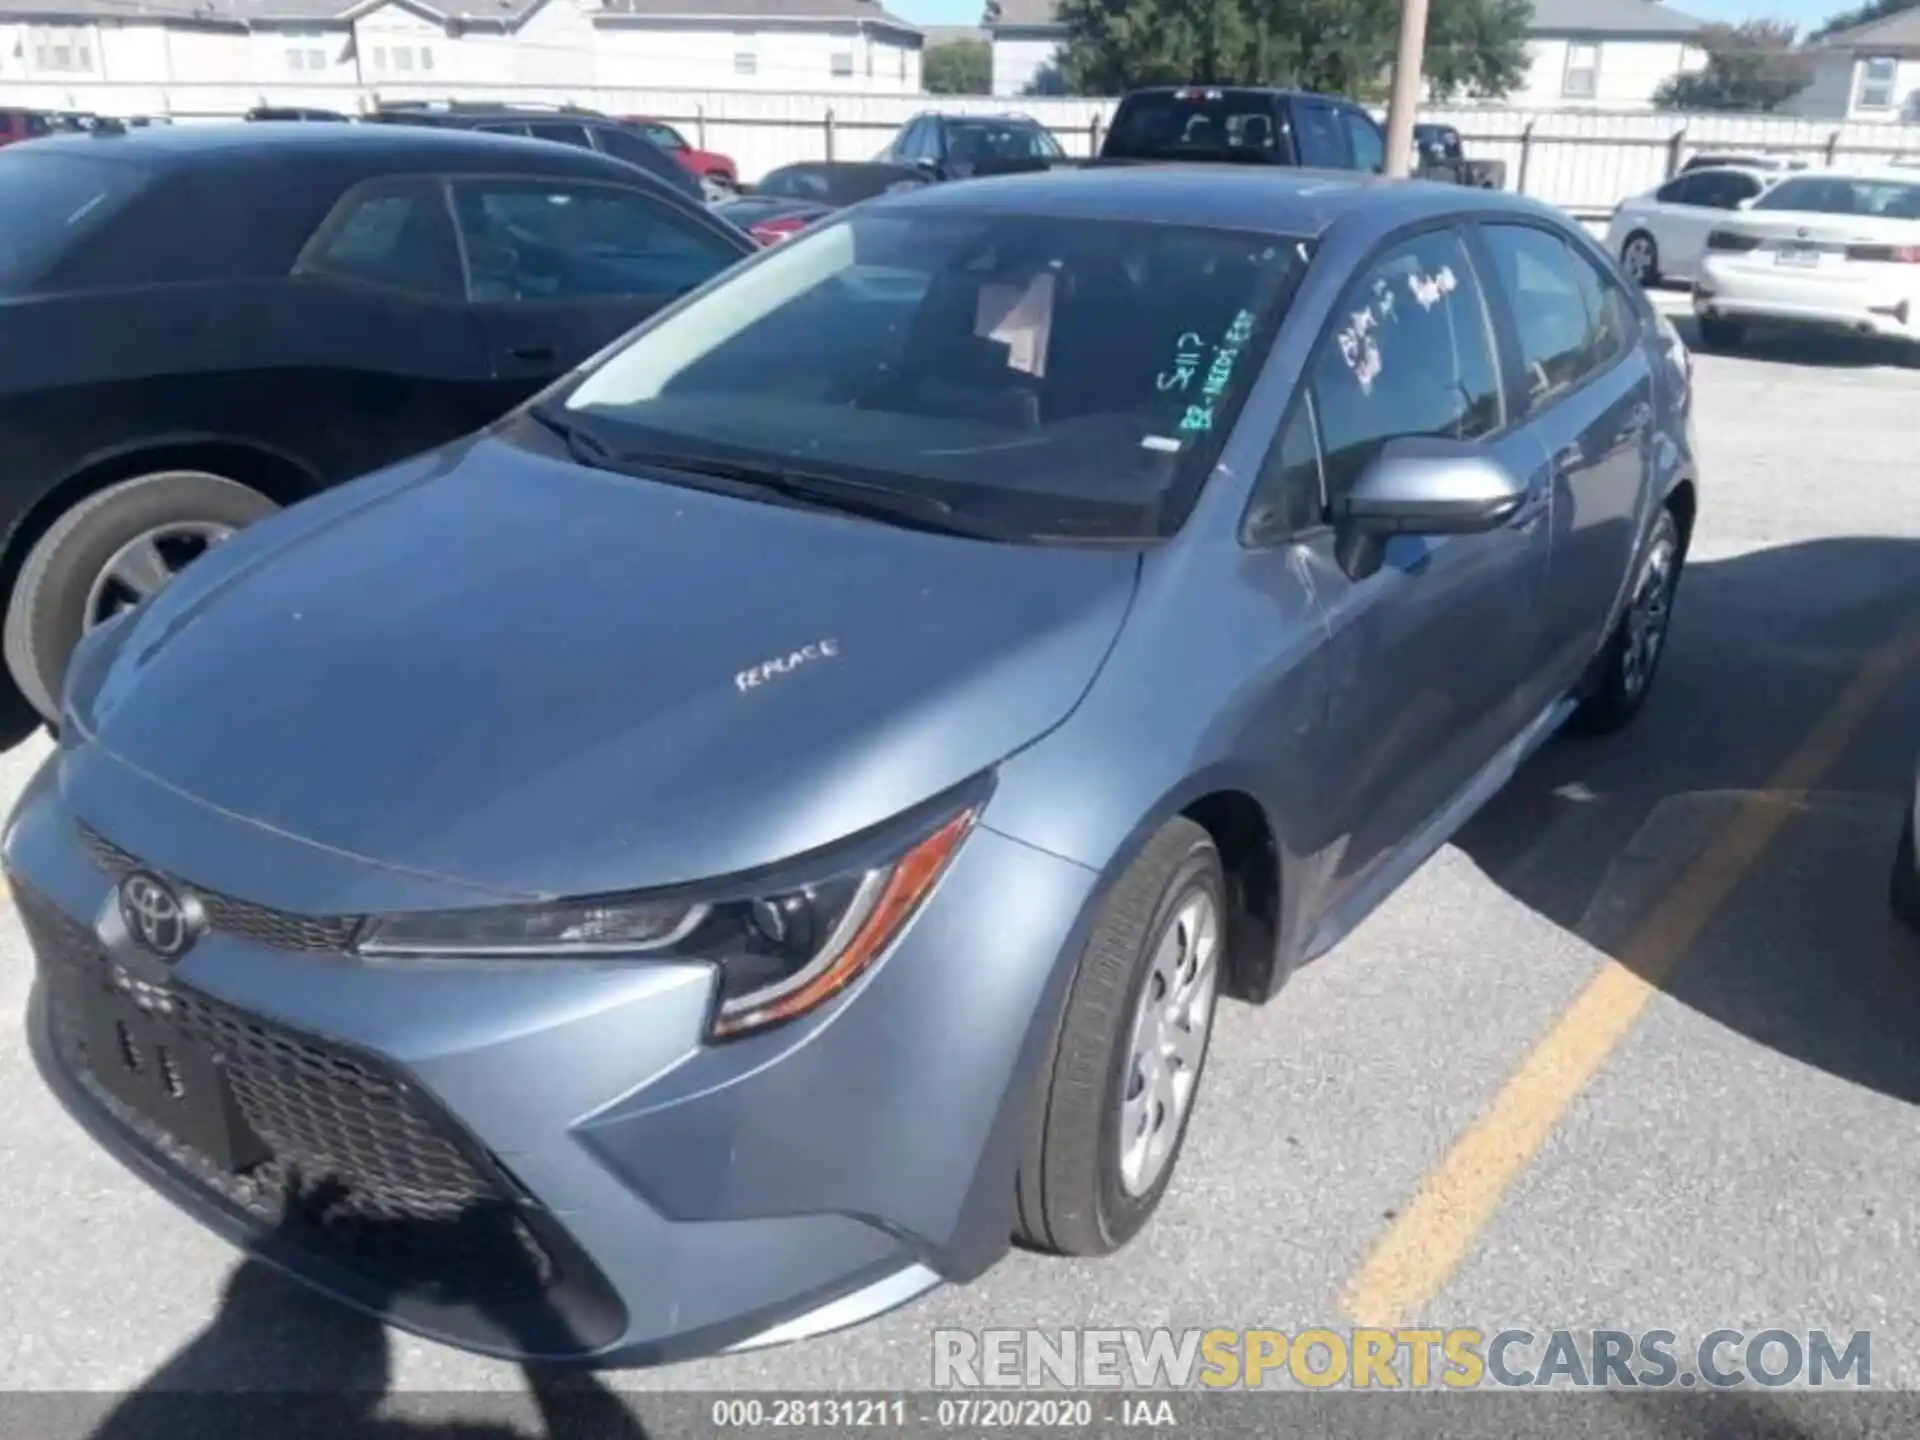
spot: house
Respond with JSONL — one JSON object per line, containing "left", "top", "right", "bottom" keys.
{"left": 0, "top": 0, "right": 923, "bottom": 96}
{"left": 1788, "top": 9, "right": 1920, "bottom": 122}
{"left": 980, "top": 0, "right": 1706, "bottom": 107}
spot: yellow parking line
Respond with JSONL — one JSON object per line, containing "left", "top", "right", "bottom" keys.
{"left": 1342, "top": 618, "right": 1920, "bottom": 1330}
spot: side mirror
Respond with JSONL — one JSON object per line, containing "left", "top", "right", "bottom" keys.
{"left": 1333, "top": 437, "right": 1530, "bottom": 580}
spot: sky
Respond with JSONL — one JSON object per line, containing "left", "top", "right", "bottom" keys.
{"left": 890, "top": 0, "right": 1850, "bottom": 37}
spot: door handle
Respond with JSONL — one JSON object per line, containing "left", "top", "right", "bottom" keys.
{"left": 508, "top": 345, "right": 557, "bottom": 363}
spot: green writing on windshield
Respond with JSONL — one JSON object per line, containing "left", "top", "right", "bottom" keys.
{"left": 1177, "top": 309, "right": 1259, "bottom": 434}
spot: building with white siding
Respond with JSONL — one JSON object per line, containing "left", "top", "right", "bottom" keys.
{"left": 0, "top": 0, "right": 922, "bottom": 98}
{"left": 1788, "top": 8, "right": 1920, "bottom": 123}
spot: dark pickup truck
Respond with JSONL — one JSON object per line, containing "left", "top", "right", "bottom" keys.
{"left": 1097, "top": 86, "right": 1504, "bottom": 188}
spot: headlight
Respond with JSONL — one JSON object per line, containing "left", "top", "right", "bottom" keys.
{"left": 354, "top": 796, "right": 982, "bottom": 1040}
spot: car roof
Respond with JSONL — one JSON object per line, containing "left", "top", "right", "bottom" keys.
{"left": 1118, "top": 84, "right": 1342, "bottom": 102}
{"left": 868, "top": 163, "right": 1551, "bottom": 238}
{"left": 7, "top": 121, "right": 646, "bottom": 180}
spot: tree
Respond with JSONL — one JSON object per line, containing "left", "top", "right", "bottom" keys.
{"left": 1652, "top": 20, "right": 1812, "bottom": 112}
{"left": 1052, "top": 0, "right": 1530, "bottom": 100}
{"left": 924, "top": 37, "right": 993, "bottom": 95}
{"left": 1809, "top": 0, "right": 1911, "bottom": 42}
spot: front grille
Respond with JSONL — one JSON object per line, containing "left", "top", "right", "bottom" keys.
{"left": 79, "top": 824, "right": 361, "bottom": 954}
{"left": 20, "top": 881, "right": 621, "bottom": 1342}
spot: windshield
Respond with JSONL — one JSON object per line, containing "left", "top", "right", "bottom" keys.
{"left": 948, "top": 120, "right": 1064, "bottom": 164}
{"left": 1752, "top": 175, "right": 1920, "bottom": 218}
{"left": 560, "top": 208, "right": 1310, "bottom": 541}
{"left": 0, "top": 151, "right": 148, "bottom": 289}
{"left": 1103, "top": 92, "right": 1285, "bottom": 163}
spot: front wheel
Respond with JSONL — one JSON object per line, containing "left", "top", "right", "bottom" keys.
{"left": 3, "top": 471, "right": 278, "bottom": 722}
{"left": 1014, "top": 817, "right": 1225, "bottom": 1256}
{"left": 1571, "top": 507, "right": 1683, "bottom": 736}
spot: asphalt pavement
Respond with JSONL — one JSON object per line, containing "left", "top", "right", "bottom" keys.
{"left": 2, "top": 298, "right": 1918, "bottom": 1422}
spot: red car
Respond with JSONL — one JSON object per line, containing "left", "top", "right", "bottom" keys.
{"left": 0, "top": 110, "right": 51, "bottom": 147}
{"left": 620, "top": 118, "right": 738, "bottom": 197}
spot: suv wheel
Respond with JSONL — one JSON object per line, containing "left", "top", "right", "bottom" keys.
{"left": 4, "top": 471, "right": 277, "bottom": 721}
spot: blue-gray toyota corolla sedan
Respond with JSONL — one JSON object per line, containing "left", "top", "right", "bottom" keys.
{"left": 9, "top": 167, "right": 1699, "bottom": 1366}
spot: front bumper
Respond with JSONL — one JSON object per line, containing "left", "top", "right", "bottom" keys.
{"left": 8, "top": 745, "right": 1100, "bottom": 1366}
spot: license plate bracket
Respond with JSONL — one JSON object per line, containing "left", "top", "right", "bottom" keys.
{"left": 77, "top": 982, "right": 269, "bottom": 1173}
{"left": 1774, "top": 247, "right": 1820, "bottom": 269}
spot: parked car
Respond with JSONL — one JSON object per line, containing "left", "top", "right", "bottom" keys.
{"left": 1693, "top": 167, "right": 1920, "bottom": 349}
{"left": 873, "top": 110, "right": 1071, "bottom": 180}
{"left": 1413, "top": 122, "right": 1506, "bottom": 190}
{"left": 364, "top": 100, "right": 703, "bottom": 203}
{"left": 11, "top": 165, "right": 1697, "bottom": 1367}
{"left": 0, "top": 109, "right": 53, "bottom": 147}
{"left": 618, "top": 117, "right": 739, "bottom": 199}
{"left": 1681, "top": 153, "right": 1808, "bottom": 175}
{"left": 1606, "top": 165, "right": 1781, "bottom": 287}
{"left": 1895, "top": 754, "right": 1920, "bottom": 933}
{"left": 0, "top": 122, "right": 753, "bottom": 723}
{"left": 245, "top": 105, "right": 352, "bottom": 123}
{"left": 716, "top": 160, "right": 932, "bottom": 244}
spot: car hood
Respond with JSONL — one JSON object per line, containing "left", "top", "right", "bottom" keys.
{"left": 73, "top": 434, "right": 1140, "bottom": 899}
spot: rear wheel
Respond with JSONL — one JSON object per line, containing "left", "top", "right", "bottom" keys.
{"left": 4, "top": 471, "right": 277, "bottom": 721}
{"left": 1014, "top": 817, "right": 1224, "bottom": 1256}
{"left": 1572, "top": 507, "right": 1682, "bottom": 736}
{"left": 1697, "top": 315, "right": 1745, "bottom": 351}
{"left": 1620, "top": 231, "right": 1660, "bottom": 287}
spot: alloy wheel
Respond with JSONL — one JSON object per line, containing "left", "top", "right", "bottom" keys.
{"left": 1116, "top": 889, "right": 1220, "bottom": 1198}
{"left": 83, "top": 522, "right": 234, "bottom": 631}
{"left": 1622, "top": 531, "right": 1677, "bottom": 699}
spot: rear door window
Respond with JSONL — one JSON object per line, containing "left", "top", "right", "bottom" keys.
{"left": 0, "top": 151, "right": 150, "bottom": 289}
{"left": 1477, "top": 223, "right": 1613, "bottom": 407}
{"left": 450, "top": 179, "right": 741, "bottom": 301}
{"left": 1342, "top": 108, "right": 1384, "bottom": 172}
{"left": 1291, "top": 100, "right": 1351, "bottom": 169}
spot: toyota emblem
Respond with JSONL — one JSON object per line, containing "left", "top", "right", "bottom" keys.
{"left": 117, "top": 871, "right": 202, "bottom": 961}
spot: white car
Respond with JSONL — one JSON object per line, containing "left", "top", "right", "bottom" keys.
{"left": 1605, "top": 166, "right": 1778, "bottom": 288}
{"left": 1693, "top": 168, "right": 1920, "bottom": 350}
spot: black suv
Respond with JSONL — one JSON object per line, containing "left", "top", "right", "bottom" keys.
{"left": 365, "top": 101, "right": 702, "bottom": 202}
{"left": 873, "top": 111, "right": 1070, "bottom": 181}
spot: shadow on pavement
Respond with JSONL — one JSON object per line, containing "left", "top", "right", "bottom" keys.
{"left": 1456, "top": 534, "right": 1920, "bottom": 1105}
{"left": 1665, "top": 312, "right": 1920, "bottom": 371}
{"left": 86, "top": 1178, "right": 652, "bottom": 1440}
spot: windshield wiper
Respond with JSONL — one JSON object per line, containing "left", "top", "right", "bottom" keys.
{"left": 526, "top": 403, "right": 619, "bottom": 472}
{"left": 616, "top": 449, "right": 1011, "bottom": 541}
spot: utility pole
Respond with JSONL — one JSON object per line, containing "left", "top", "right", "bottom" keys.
{"left": 1381, "top": 0, "right": 1432, "bottom": 177}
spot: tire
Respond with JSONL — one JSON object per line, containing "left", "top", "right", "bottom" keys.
{"left": 1014, "top": 817, "right": 1226, "bottom": 1257}
{"left": 1697, "top": 315, "right": 1745, "bottom": 351}
{"left": 1620, "top": 231, "right": 1660, "bottom": 287}
{"left": 4, "top": 471, "right": 277, "bottom": 722}
{"left": 1572, "top": 507, "right": 1683, "bottom": 736}
{"left": 1893, "top": 811, "right": 1920, "bottom": 934}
